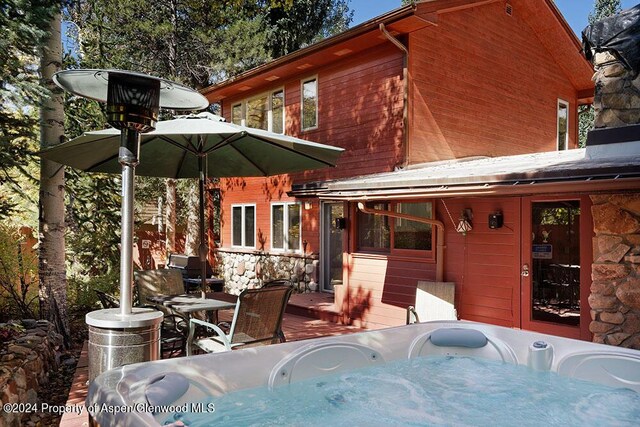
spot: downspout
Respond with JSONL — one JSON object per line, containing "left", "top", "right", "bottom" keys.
{"left": 357, "top": 202, "right": 445, "bottom": 282}
{"left": 379, "top": 23, "right": 409, "bottom": 168}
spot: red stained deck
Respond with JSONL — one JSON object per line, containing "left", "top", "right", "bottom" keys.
{"left": 59, "top": 295, "right": 374, "bottom": 427}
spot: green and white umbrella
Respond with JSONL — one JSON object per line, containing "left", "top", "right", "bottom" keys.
{"left": 39, "top": 112, "right": 344, "bottom": 294}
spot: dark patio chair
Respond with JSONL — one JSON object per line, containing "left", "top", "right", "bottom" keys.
{"left": 95, "top": 290, "right": 120, "bottom": 309}
{"left": 187, "top": 285, "right": 293, "bottom": 355}
{"left": 94, "top": 289, "right": 188, "bottom": 358}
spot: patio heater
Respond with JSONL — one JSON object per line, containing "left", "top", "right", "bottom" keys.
{"left": 53, "top": 69, "right": 208, "bottom": 380}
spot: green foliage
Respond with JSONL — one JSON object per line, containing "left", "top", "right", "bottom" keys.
{"left": 0, "top": 224, "right": 39, "bottom": 321}
{"left": 578, "top": 105, "right": 594, "bottom": 148}
{"left": 588, "top": 0, "right": 621, "bottom": 24}
{"left": 67, "top": 271, "right": 119, "bottom": 311}
{"left": 0, "top": 0, "right": 57, "bottom": 219}
{"left": 265, "top": 0, "right": 353, "bottom": 57}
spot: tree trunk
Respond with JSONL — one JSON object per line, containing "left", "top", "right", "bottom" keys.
{"left": 38, "top": 11, "right": 70, "bottom": 347}
{"left": 165, "top": 178, "right": 177, "bottom": 258}
{"left": 184, "top": 184, "right": 199, "bottom": 256}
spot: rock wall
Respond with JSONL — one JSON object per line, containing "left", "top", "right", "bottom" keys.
{"left": 592, "top": 52, "right": 640, "bottom": 129}
{"left": 215, "top": 250, "right": 319, "bottom": 294}
{"left": 589, "top": 194, "right": 640, "bottom": 348}
{"left": 0, "top": 320, "right": 63, "bottom": 427}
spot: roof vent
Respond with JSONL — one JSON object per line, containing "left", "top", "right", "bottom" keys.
{"left": 506, "top": 3, "right": 513, "bottom": 16}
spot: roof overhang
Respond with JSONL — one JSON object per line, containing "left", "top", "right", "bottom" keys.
{"left": 290, "top": 141, "right": 640, "bottom": 200}
{"left": 203, "top": 0, "right": 593, "bottom": 103}
{"left": 201, "top": 4, "right": 423, "bottom": 101}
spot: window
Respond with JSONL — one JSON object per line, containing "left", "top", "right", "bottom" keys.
{"left": 301, "top": 77, "right": 318, "bottom": 130}
{"left": 271, "top": 202, "right": 301, "bottom": 252}
{"left": 358, "top": 202, "right": 390, "bottom": 251}
{"left": 557, "top": 99, "right": 569, "bottom": 151}
{"left": 357, "top": 201, "right": 434, "bottom": 254}
{"left": 394, "top": 202, "right": 433, "bottom": 251}
{"left": 230, "top": 89, "right": 284, "bottom": 133}
{"left": 231, "top": 103, "right": 243, "bottom": 125}
{"left": 231, "top": 204, "right": 255, "bottom": 248}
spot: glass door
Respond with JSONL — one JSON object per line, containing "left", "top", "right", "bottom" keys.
{"left": 321, "top": 202, "right": 345, "bottom": 292}
{"left": 521, "top": 197, "right": 588, "bottom": 339}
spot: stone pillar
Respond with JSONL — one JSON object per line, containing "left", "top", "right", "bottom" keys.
{"left": 589, "top": 194, "right": 640, "bottom": 348}
{"left": 592, "top": 52, "right": 640, "bottom": 129}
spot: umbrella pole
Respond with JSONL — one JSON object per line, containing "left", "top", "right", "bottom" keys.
{"left": 198, "top": 154, "right": 207, "bottom": 298}
{"left": 119, "top": 128, "right": 140, "bottom": 315}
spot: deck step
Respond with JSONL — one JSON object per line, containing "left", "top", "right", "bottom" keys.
{"left": 286, "top": 292, "right": 343, "bottom": 323}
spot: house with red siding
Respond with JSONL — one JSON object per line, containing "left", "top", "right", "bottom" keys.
{"left": 202, "top": 0, "right": 640, "bottom": 348}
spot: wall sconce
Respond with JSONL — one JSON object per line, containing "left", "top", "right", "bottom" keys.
{"left": 304, "top": 201, "right": 313, "bottom": 210}
{"left": 456, "top": 208, "right": 473, "bottom": 235}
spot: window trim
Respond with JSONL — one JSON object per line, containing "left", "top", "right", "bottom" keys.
{"left": 355, "top": 200, "right": 435, "bottom": 259}
{"left": 229, "top": 87, "right": 285, "bottom": 133}
{"left": 231, "top": 102, "right": 244, "bottom": 126}
{"left": 301, "top": 75, "right": 318, "bottom": 131}
{"left": 230, "top": 204, "right": 256, "bottom": 249}
{"left": 557, "top": 98, "right": 569, "bottom": 151}
{"left": 270, "top": 201, "right": 302, "bottom": 253}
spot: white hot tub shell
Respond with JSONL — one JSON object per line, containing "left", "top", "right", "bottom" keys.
{"left": 86, "top": 321, "right": 640, "bottom": 426}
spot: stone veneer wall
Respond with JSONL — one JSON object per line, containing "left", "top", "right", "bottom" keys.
{"left": 589, "top": 194, "right": 640, "bottom": 348}
{"left": 592, "top": 52, "right": 640, "bottom": 128}
{"left": 215, "top": 250, "right": 319, "bottom": 294}
{"left": 0, "top": 320, "right": 63, "bottom": 427}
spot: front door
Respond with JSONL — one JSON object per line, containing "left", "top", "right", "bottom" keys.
{"left": 521, "top": 196, "right": 591, "bottom": 339}
{"left": 321, "top": 202, "right": 345, "bottom": 292}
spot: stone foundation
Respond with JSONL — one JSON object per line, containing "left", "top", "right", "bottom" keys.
{"left": 590, "top": 193, "right": 640, "bottom": 348}
{"left": 215, "top": 250, "right": 319, "bottom": 294}
{"left": 0, "top": 320, "right": 63, "bottom": 427}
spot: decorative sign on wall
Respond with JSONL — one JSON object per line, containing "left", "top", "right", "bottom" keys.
{"left": 141, "top": 240, "right": 151, "bottom": 249}
{"left": 532, "top": 244, "right": 553, "bottom": 259}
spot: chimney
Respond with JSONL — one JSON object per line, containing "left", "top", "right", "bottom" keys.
{"left": 582, "top": 5, "right": 640, "bottom": 146}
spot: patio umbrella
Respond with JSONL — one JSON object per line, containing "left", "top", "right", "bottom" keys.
{"left": 38, "top": 112, "right": 344, "bottom": 295}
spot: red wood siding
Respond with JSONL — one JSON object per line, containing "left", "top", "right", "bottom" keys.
{"left": 218, "top": 44, "right": 405, "bottom": 250}
{"left": 442, "top": 197, "right": 521, "bottom": 328}
{"left": 342, "top": 197, "right": 521, "bottom": 329}
{"left": 408, "top": 1, "right": 579, "bottom": 163}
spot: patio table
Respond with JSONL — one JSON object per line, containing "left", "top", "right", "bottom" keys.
{"left": 147, "top": 294, "right": 236, "bottom": 324}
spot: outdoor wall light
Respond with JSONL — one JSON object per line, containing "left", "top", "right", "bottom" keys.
{"left": 53, "top": 69, "right": 208, "bottom": 315}
{"left": 456, "top": 208, "right": 473, "bottom": 235}
{"left": 304, "top": 201, "right": 313, "bottom": 210}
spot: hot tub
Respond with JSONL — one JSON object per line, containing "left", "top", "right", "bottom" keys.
{"left": 86, "top": 321, "right": 640, "bottom": 426}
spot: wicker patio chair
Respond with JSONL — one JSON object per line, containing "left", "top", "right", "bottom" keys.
{"left": 187, "top": 285, "right": 293, "bottom": 355}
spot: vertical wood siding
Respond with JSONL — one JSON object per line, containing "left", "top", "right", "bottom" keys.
{"left": 409, "top": 2, "right": 579, "bottom": 163}
{"left": 219, "top": 44, "right": 405, "bottom": 251}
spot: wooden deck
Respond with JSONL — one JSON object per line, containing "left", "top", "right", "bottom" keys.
{"left": 59, "top": 301, "right": 371, "bottom": 427}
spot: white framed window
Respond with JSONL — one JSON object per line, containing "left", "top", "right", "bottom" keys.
{"left": 231, "top": 103, "right": 243, "bottom": 126}
{"left": 557, "top": 99, "right": 569, "bottom": 151}
{"left": 231, "top": 204, "right": 256, "bottom": 249}
{"left": 271, "top": 202, "right": 302, "bottom": 252}
{"left": 230, "top": 88, "right": 284, "bottom": 133}
{"left": 301, "top": 76, "right": 318, "bottom": 131}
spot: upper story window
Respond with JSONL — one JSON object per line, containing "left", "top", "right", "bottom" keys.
{"left": 271, "top": 202, "right": 301, "bottom": 252}
{"left": 557, "top": 99, "right": 569, "bottom": 150}
{"left": 230, "top": 89, "right": 284, "bottom": 133}
{"left": 231, "top": 204, "right": 255, "bottom": 249}
{"left": 357, "top": 201, "right": 434, "bottom": 256}
{"left": 301, "top": 77, "right": 318, "bottom": 131}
